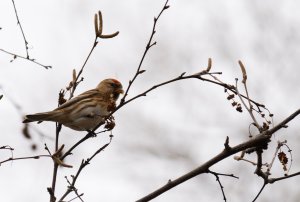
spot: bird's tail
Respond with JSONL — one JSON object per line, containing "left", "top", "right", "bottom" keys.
{"left": 23, "top": 111, "right": 60, "bottom": 123}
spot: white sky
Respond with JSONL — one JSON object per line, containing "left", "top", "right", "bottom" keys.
{"left": 1, "top": 0, "right": 300, "bottom": 202}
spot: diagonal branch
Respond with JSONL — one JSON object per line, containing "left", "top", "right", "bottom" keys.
{"left": 136, "top": 108, "right": 300, "bottom": 201}
{"left": 120, "top": 0, "right": 170, "bottom": 104}
{"left": 136, "top": 134, "right": 271, "bottom": 202}
{"left": 0, "top": 48, "right": 52, "bottom": 69}
{"left": 1, "top": 1, "right": 52, "bottom": 69}
{"left": 207, "top": 170, "right": 239, "bottom": 202}
{"left": 11, "top": 0, "right": 29, "bottom": 58}
{"left": 268, "top": 171, "right": 300, "bottom": 183}
{"left": 252, "top": 182, "right": 267, "bottom": 202}
{"left": 0, "top": 154, "right": 51, "bottom": 165}
{"left": 58, "top": 136, "right": 113, "bottom": 202}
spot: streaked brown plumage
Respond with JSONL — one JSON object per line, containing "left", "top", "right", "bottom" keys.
{"left": 23, "top": 79, "right": 123, "bottom": 131}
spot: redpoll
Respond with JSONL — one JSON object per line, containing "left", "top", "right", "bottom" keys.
{"left": 23, "top": 78, "right": 123, "bottom": 131}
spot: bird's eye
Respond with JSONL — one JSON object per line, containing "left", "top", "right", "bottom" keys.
{"left": 110, "top": 83, "right": 118, "bottom": 88}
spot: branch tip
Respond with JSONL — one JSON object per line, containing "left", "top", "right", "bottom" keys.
{"left": 238, "top": 60, "right": 247, "bottom": 84}
{"left": 206, "top": 58, "right": 212, "bottom": 72}
{"left": 224, "top": 136, "right": 231, "bottom": 150}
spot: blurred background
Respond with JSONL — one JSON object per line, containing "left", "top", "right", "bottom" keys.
{"left": 0, "top": 0, "right": 300, "bottom": 201}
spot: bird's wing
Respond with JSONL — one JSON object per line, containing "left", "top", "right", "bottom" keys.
{"left": 56, "top": 89, "right": 103, "bottom": 110}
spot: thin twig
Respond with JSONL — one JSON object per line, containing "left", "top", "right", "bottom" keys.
{"left": 117, "top": 71, "right": 264, "bottom": 114}
{"left": 120, "top": 0, "right": 170, "bottom": 104}
{"left": 0, "top": 145, "right": 14, "bottom": 151}
{"left": 268, "top": 108, "right": 300, "bottom": 135}
{"left": 235, "top": 79, "right": 261, "bottom": 131}
{"left": 0, "top": 48, "right": 51, "bottom": 69}
{"left": 0, "top": 154, "right": 51, "bottom": 165}
{"left": 207, "top": 170, "right": 239, "bottom": 202}
{"left": 68, "top": 37, "right": 98, "bottom": 100}
{"left": 252, "top": 182, "right": 267, "bottom": 202}
{"left": 64, "top": 176, "right": 84, "bottom": 202}
{"left": 2, "top": 1, "right": 52, "bottom": 69}
{"left": 268, "top": 171, "right": 300, "bottom": 183}
{"left": 49, "top": 123, "right": 62, "bottom": 202}
{"left": 11, "top": 0, "right": 29, "bottom": 58}
{"left": 253, "top": 171, "right": 300, "bottom": 201}
{"left": 267, "top": 140, "right": 285, "bottom": 173}
{"left": 61, "top": 132, "right": 95, "bottom": 160}
{"left": 58, "top": 136, "right": 113, "bottom": 202}
{"left": 67, "top": 193, "right": 84, "bottom": 202}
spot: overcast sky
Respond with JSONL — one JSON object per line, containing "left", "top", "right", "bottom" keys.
{"left": 1, "top": 0, "right": 300, "bottom": 202}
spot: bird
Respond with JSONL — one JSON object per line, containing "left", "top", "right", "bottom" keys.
{"left": 23, "top": 78, "right": 124, "bottom": 131}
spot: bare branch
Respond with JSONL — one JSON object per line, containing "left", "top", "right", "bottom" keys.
{"left": 64, "top": 176, "right": 84, "bottom": 202}
{"left": 207, "top": 170, "right": 239, "bottom": 202}
{"left": 252, "top": 182, "right": 267, "bottom": 202}
{"left": 11, "top": 0, "right": 29, "bottom": 58}
{"left": 61, "top": 132, "right": 96, "bottom": 160}
{"left": 268, "top": 171, "right": 300, "bottom": 183}
{"left": 136, "top": 107, "right": 300, "bottom": 201}
{"left": 58, "top": 136, "right": 113, "bottom": 202}
{"left": 0, "top": 154, "right": 51, "bottom": 166}
{"left": 235, "top": 78, "right": 262, "bottom": 131}
{"left": 268, "top": 108, "right": 300, "bottom": 135}
{"left": 0, "top": 1, "right": 53, "bottom": 69}
{"left": 68, "top": 38, "right": 98, "bottom": 100}
{"left": 0, "top": 145, "right": 14, "bottom": 151}
{"left": 120, "top": 0, "right": 170, "bottom": 104}
{"left": 0, "top": 48, "right": 52, "bottom": 69}
{"left": 136, "top": 132, "right": 271, "bottom": 202}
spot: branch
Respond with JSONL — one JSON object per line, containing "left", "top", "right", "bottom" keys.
{"left": 268, "top": 171, "right": 300, "bottom": 183}
{"left": 235, "top": 78, "right": 262, "bottom": 131}
{"left": 136, "top": 134, "right": 271, "bottom": 202}
{"left": 207, "top": 170, "right": 239, "bottom": 202}
{"left": 68, "top": 37, "right": 98, "bottom": 100}
{"left": 0, "top": 154, "right": 51, "bottom": 165}
{"left": 64, "top": 176, "right": 84, "bottom": 202}
{"left": 58, "top": 136, "right": 113, "bottom": 202}
{"left": 268, "top": 108, "right": 300, "bottom": 135}
{"left": 0, "top": 48, "right": 52, "bottom": 69}
{"left": 61, "top": 132, "right": 96, "bottom": 160}
{"left": 120, "top": 0, "right": 170, "bottom": 104}
{"left": 116, "top": 69, "right": 259, "bottom": 114}
{"left": 0, "top": 1, "right": 52, "bottom": 69}
{"left": 252, "top": 182, "right": 267, "bottom": 202}
{"left": 0, "top": 145, "right": 14, "bottom": 151}
{"left": 11, "top": 0, "right": 29, "bottom": 58}
{"left": 136, "top": 107, "right": 300, "bottom": 201}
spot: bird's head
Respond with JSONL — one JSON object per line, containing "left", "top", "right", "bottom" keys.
{"left": 97, "top": 78, "right": 124, "bottom": 100}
